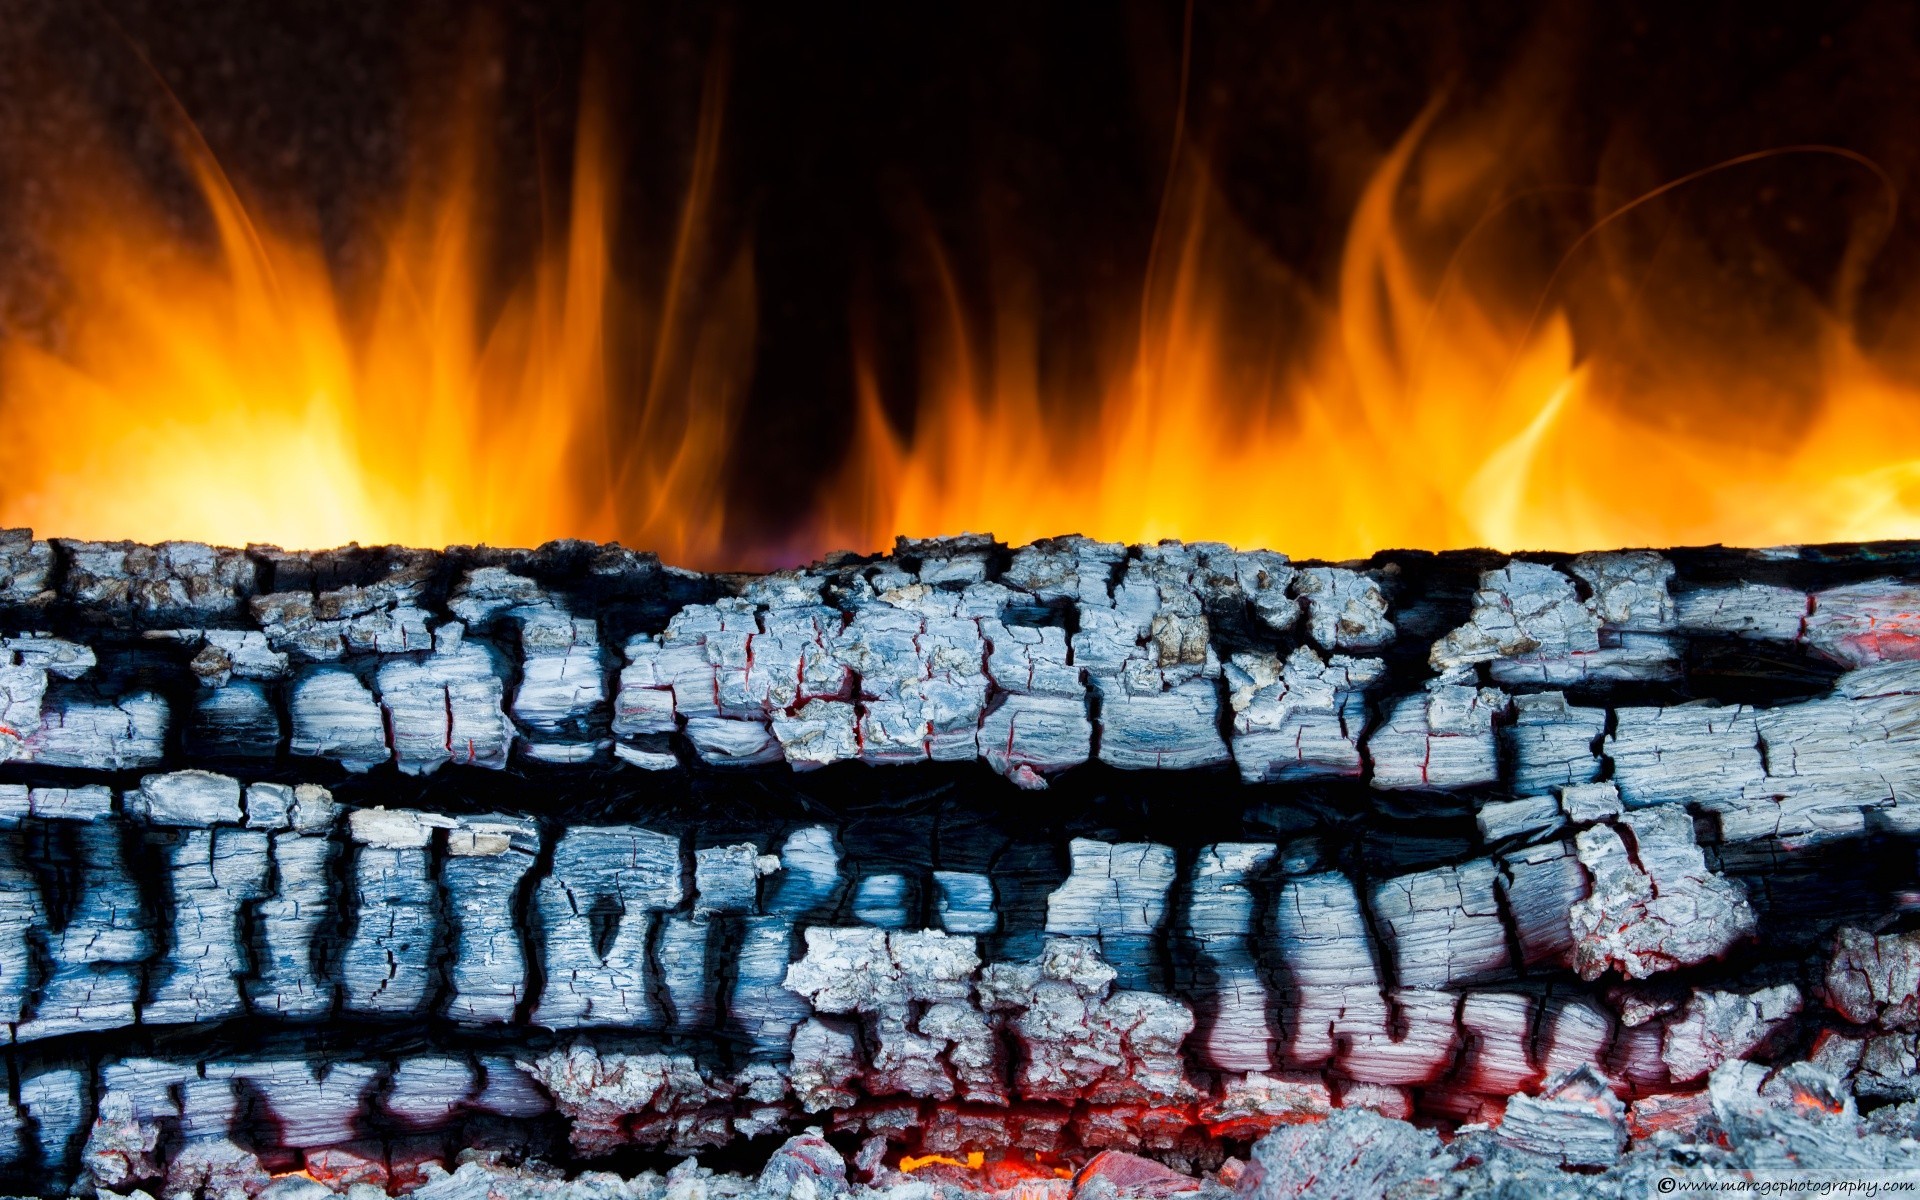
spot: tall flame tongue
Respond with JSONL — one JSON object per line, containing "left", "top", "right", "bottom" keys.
{"left": 0, "top": 67, "right": 754, "bottom": 568}
{"left": 824, "top": 111, "right": 1920, "bottom": 561}
{"left": 3, "top": 79, "right": 1918, "bottom": 567}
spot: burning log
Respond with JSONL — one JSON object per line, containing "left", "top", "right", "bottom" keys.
{"left": 0, "top": 528, "right": 1916, "bottom": 1195}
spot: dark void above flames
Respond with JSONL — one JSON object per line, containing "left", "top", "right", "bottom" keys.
{"left": 0, "top": 529, "right": 1918, "bottom": 1198}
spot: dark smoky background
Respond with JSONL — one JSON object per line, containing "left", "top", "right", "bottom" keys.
{"left": 1, "top": 1, "right": 1919, "bottom": 550}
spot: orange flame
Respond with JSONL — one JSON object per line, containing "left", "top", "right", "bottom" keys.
{"left": 899, "top": 1150, "right": 986, "bottom": 1173}
{"left": 6, "top": 69, "right": 1920, "bottom": 567}
{"left": 823, "top": 107, "right": 1920, "bottom": 561}
{"left": 0, "top": 57, "right": 753, "bottom": 568}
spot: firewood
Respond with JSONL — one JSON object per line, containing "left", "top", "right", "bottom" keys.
{"left": 1183, "top": 842, "right": 1278, "bottom": 1073}
{"left": 0, "top": 529, "right": 1911, "bottom": 1193}
{"left": 341, "top": 807, "right": 449, "bottom": 1014}
{"left": 1495, "top": 1064, "right": 1629, "bottom": 1166}
{"left": 442, "top": 814, "right": 539, "bottom": 1022}
{"left": 533, "top": 825, "right": 683, "bottom": 1029}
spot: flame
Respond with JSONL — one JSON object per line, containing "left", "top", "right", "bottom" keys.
{"left": 6, "top": 63, "right": 1920, "bottom": 566}
{"left": 0, "top": 56, "right": 753, "bottom": 568}
{"left": 1791, "top": 1091, "right": 1845, "bottom": 1115}
{"left": 897, "top": 1148, "right": 1075, "bottom": 1185}
{"left": 899, "top": 1150, "right": 986, "bottom": 1173}
{"left": 823, "top": 105, "right": 1920, "bottom": 561}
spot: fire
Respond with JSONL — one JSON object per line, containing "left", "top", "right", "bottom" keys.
{"left": 823, "top": 107, "right": 1920, "bottom": 562}
{"left": 899, "top": 1150, "right": 986, "bottom": 1173}
{"left": 0, "top": 60, "right": 753, "bottom": 569}
{"left": 5, "top": 64, "right": 1920, "bottom": 567}
{"left": 897, "top": 1149, "right": 1073, "bottom": 1188}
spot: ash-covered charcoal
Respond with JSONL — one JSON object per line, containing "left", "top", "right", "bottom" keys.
{"left": 0, "top": 531, "right": 1917, "bottom": 1195}
{"left": 1567, "top": 804, "right": 1757, "bottom": 980}
{"left": 443, "top": 814, "right": 541, "bottom": 1023}
{"left": 533, "top": 824, "right": 684, "bottom": 1029}
{"left": 1429, "top": 553, "right": 1681, "bottom": 685}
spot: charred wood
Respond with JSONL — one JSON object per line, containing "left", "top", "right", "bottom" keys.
{"left": 0, "top": 531, "right": 1909, "bottom": 1193}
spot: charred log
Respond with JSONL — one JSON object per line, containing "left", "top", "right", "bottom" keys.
{"left": 0, "top": 530, "right": 1917, "bottom": 1194}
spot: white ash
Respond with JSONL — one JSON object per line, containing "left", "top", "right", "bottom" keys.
{"left": 1291, "top": 566, "right": 1394, "bottom": 652}
{"left": 1825, "top": 926, "right": 1920, "bottom": 1030}
{"left": 1496, "top": 1064, "right": 1628, "bottom": 1167}
{"left": 1366, "top": 673, "right": 1505, "bottom": 792}
{"left": 1661, "top": 984, "right": 1802, "bottom": 1083}
{"left": 1430, "top": 553, "right": 1680, "bottom": 685}
{"left": 1568, "top": 804, "right": 1757, "bottom": 980}
{"left": 1225, "top": 647, "right": 1383, "bottom": 784}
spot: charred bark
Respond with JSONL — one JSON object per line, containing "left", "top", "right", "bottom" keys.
{"left": 0, "top": 529, "right": 1918, "bottom": 1194}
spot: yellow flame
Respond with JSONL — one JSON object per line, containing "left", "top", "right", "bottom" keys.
{"left": 7, "top": 73, "right": 1920, "bottom": 567}
{"left": 899, "top": 1151, "right": 986, "bottom": 1173}
{"left": 823, "top": 109, "right": 1920, "bottom": 560}
{"left": 0, "top": 60, "right": 753, "bottom": 568}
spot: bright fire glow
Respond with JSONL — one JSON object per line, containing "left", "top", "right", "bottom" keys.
{"left": 821, "top": 110, "right": 1920, "bottom": 563}
{"left": 5, "top": 84, "right": 1920, "bottom": 568}
{"left": 899, "top": 1151, "right": 986, "bottom": 1173}
{"left": 0, "top": 68, "right": 754, "bottom": 569}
